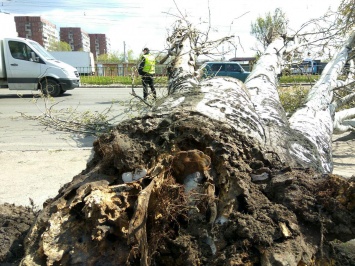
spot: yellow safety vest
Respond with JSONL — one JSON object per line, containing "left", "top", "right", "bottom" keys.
{"left": 142, "top": 54, "right": 156, "bottom": 74}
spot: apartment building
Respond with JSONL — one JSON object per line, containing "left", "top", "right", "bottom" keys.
{"left": 89, "top": 33, "right": 111, "bottom": 58}
{"left": 59, "top": 27, "right": 90, "bottom": 52}
{"left": 13, "top": 16, "right": 112, "bottom": 57}
{"left": 14, "top": 16, "right": 59, "bottom": 50}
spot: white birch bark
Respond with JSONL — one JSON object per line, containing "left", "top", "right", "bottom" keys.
{"left": 334, "top": 107, "right": 355, "bottom": 133}
{"left": 333, "top": 90, "right": 355, "bottom": 110}
{"left": 161, "top": 23, "right": 266, "bottom": 147}
{"left": 167, "top": 25, "right": 199, "bottom": 95}
{"left": 244, "top": 37, "right": 326, "bottom": 171}
{"left": 289, "top": 32, "right": 355, "bottom": 172}
{"left": 331, "top": 60, "right": 355, "bottom": 132}
{"left": 244, "top": 38, "right": 293, "bottom": 161}
{"left": 163, "top": 21, "right": 355, "bottom": 173}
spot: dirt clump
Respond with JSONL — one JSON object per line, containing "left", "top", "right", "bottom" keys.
{"left": 0, "top": 203, "right": 36, "bottom": 265}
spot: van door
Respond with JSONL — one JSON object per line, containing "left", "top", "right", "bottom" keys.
{"left": 4, "top": 39, "right": 41, "bottom": 90}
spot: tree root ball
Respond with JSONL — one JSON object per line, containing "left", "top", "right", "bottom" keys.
{"left": 14, "top": 112, "right": 355, "bottom": 266}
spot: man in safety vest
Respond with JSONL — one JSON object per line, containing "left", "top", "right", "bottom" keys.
{"left": 138, "top": 48, "right": 156, "bottom": 100}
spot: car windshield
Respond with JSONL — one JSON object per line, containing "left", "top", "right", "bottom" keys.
{"left": 28, "top": 40, "right": 56, "bottom": 60}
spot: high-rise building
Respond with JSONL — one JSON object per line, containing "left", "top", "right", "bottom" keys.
{"left": 60, "top": 27, "right": 90, "bottom": 52}
{"left": 14, "top": 16, "right": 59, "bottom": 50}
{"left": 89, "top": 34, "right": 111, "bottom": 58}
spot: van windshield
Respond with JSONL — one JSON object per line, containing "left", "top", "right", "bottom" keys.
{"left": 28, "top": 40, "right": 56, "bottom": 60}
{"left": 301, "top": 60, "right": 312, "bottom": 67}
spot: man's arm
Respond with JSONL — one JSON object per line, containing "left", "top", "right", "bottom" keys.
{"left": 138, "top": 56, "right": 145, "bottom": 75}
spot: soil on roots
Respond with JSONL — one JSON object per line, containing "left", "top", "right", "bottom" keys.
{"left": 1, "top": 112, "right": 355, "bottom": 265}
{"left": 0, "top": 203, "right": 36, "bottom": 265}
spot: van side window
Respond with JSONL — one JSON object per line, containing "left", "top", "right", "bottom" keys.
{"left": 211, "top": 64, "right": 224, "bottom": 71}
{"left": 9, "top": 41, "right": 34, "bottom": 61}
{"left": 301, "top": 61, "right": 312, "bottom": 67}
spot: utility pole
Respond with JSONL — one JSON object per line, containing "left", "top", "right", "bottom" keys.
{"left": 123, "top": 41, "right": 127, "bottom": 63}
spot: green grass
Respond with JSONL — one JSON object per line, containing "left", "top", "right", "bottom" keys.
{"left": 279, "top": 75, "right": 320, "bottom": 84}
{"left": 80, "top": 75, "right": 168, "bottom": 86}
{"left": 81, "top": 74, "right": 320, "bottom": 86}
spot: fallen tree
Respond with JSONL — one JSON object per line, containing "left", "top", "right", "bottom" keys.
{"left": 19, "top": 18, "right": 355, "bottom": 266}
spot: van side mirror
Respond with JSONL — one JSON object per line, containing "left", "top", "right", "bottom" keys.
{"left": 31, "top": 52, "right": 39, "bottom": 62}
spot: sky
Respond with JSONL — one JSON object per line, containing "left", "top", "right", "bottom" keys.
{"left": 0, "top": 0, "right": 340, "bottom": 59}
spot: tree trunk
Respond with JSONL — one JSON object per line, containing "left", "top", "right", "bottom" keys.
{"left": 289, "top": 32, "right": 355, "bottom": 172}
{"left": 244, "top": 37, "right": 325, "bottom": 171}
{"left": 20, "top": 25, "right": 355, "bottom": 266}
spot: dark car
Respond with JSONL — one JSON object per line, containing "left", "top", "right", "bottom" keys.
{"left": 200, "top": 61, "right": 250, "bottom": 82}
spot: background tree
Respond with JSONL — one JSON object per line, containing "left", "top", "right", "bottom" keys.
{"left": 250, "top": 8, "right": 288, "bottom": 54}
{"left": 47, "top": 40, "right": 71, "bottom": 51}
{"left": 97, "top": 50, "right": 137, "bottom": 63}
{"left": 338, "top": 0, "right": 355, "bottom": 34}
{"left": 119, "top": 49, "right": 136, "bottom": 62}
{"left": 96, "top": 51, "right": 121, "bottom": 63}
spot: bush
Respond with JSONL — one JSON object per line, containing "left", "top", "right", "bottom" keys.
{"left": 278, "top": 86, "right": 310, "bottom": 115}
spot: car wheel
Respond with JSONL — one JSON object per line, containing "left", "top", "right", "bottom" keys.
{"left": 40, "top": 79, "right": 61, "bottom": 97}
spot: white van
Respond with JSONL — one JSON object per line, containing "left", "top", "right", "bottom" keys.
{"left": 0, "top": 37, "right": 80, "bottom": 97}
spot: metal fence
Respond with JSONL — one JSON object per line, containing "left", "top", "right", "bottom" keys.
{"left": 75, "top": 64, "right": 169, "bottom": 77}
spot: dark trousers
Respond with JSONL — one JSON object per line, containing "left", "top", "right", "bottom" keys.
{"left": 142, "top": 75, "right": 156, "bottom": 100}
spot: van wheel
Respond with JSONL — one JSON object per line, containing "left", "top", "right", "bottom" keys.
{"left": 40, "top": 79, "right": 61, "bottom": 97}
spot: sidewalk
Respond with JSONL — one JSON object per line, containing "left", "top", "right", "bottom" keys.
{"left": 0, "top": 149, "right": 92, "bottom": 207}
{"left": 332, "top": 131, "right": 355, "bottom": 178}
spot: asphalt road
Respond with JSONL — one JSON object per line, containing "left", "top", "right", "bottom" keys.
{"left": 0, "top": 86, "right": 144, "bottom": 151}
{"left": 0, "top": 86, "right": 149, "bottom": 206}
